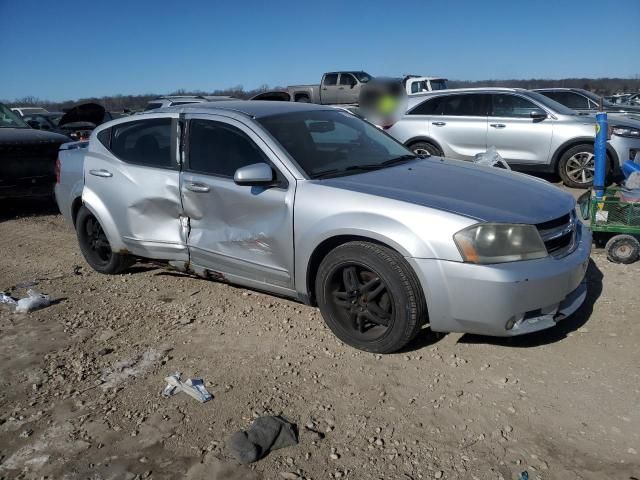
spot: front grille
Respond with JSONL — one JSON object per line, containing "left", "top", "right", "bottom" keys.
{"left": 536, "top": 211, "right": 577, "bottom": 258}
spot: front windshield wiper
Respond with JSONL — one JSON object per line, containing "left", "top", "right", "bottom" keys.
{"left": 310, "top": 155, "right": 421, "bottom": 179}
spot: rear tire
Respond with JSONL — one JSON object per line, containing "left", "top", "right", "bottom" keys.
{"left": 315, "top": 241, "right": 427, "bottom": 353}
{"left": 605, "top": 234, "right": 640, "bottom": 264}
{"left": 408, "top": 141, "right": 442, "bottom": 157}
{"left": 76, "top": 206, "right": 134, "bottom": 274}
{"left": 296, "top": 95, "right": 310, "bottom": 103}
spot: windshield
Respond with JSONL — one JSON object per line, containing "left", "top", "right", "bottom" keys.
{"left": 525, "top": 91, "right": 577, "bottom": 115}
{"left": 0, "top": 104, "right": 29, "bottom": 128}
{"left": 258, "top": 110, "right": 415, "bottom": 178}
{"left": 430, "top": 79, "right": 448, "bottom": 90}
{"left": 354, "top": 72, "right": 372, "bottom": 83}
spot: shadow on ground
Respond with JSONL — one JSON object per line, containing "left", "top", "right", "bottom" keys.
{"left": 0, "top": 197, "right": 59, "bottom": 221}
{"left": 457, "top": 259, "right": 603, "bottom": 348}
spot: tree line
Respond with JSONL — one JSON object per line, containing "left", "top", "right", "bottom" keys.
{"left": 4, "top": 77, "right": 640, "bottom": 112}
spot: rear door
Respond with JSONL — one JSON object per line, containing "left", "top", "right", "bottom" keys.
{"left": 487, "top": 93, "right": 553, "bottom": 166}
{"left": 181, "top": 114, "right": 296, "bottom": 293}
{"left": 83, "top": 114, "right": 187, "bottom": 260}
{"left": 321, "top": 73, "right": 340, "bottom": 104}
{"left": 415, "top": 93, "right": 489, "bottom": 160}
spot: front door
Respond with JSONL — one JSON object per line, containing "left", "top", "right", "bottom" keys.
{"left": 321, "top": 73, "right": 340, "bottom": 104}
{"left": 338, "top": 73, "right": 357, "bottom": 103}
{"left": 487, "top": 93, "right": 553, "bottom": 166}
{"left": 181, "top": 114, "right": 296, "bottom": 293}
{"left": 83, "top": 115, "right": 187, "bottom": 260}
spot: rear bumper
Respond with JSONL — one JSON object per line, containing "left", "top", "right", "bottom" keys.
{"left": 409, "top": 223, "right": 592, "bottom": 336}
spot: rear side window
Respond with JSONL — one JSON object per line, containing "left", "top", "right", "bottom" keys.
{"left": 97, "top": 127, "right": 111, "bottom": 148}
{"left": 491, "top": 94, "right": 540, "bottom": 118}
{"left": 188, "top": 119, "right": 270, "bottom": 177}
{"left": 410, "top": 94, "right": 489, "bottom": 116}
{"left": 324, "top": 74, "right": 338, "bottom": 86}
{"left": 170, "top": 101, "right": 200, "bottom": 106}
{"left": 144, "top": 102, "right": 163, "bottom": 111}
{"left": 339, "top": 74, "right": 356, "bottom": 86}
{"left": 553, "top": 92, "right": 590, "bottom": 110}
{"left": 110, "top": 118, "right": 173, "bottom": 168}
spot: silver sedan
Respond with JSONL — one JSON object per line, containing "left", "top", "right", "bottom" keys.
{"left": 56, "top": 101, "right": 591, "bottom": 353}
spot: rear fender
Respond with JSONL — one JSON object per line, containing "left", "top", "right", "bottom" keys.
{"left": 81, "top": 186, "right": 128, "bottom": 252}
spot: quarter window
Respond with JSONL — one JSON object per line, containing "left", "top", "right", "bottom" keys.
{"left": 324, "top": 74, "right": 338, "bottom": 86}
{"left": 110, "top": 118, "right": 173, "bottom": 168}
{"left": 188, "top": 120, "right": 270, "bottom": 177}
{"left": 491, "top": 95, "right": 541, "bottom": 118}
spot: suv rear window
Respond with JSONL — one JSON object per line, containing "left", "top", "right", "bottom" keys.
{"left": 110, "top": 118, "right": 173, "bottom": 168}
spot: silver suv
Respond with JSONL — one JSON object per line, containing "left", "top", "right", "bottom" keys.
{"left": 387, "top": 88, "right": 640, "bottom": 188}
{"left": 56, "top": 101, "right": 590, "bottom": 353}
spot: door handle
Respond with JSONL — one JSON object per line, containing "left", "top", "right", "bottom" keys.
{"left": 490, "top": 123, "right": 506, "bottom": 128}
{"left": 89, "top": 169, "right": 112, "bottom": 178}
{"left": 432, "top": 121, "right": 446, "bottom": 126}
{"left": 185, "top": 182, "right": 210, "bottom": 193}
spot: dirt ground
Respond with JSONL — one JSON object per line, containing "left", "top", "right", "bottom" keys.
{"left": 0, "top": 193, "right": 639, "bottom": 480}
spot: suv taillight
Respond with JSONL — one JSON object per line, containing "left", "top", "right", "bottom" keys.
{"left": 55, "top": 157, "right": 61, "bottom": 184}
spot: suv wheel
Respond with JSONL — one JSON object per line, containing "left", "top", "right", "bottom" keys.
{"left": 76, "top": 206, "right": 134, "bottom": 274}
{"left": 558, "top": 144, "right": 607, "bottom": 188}
{"left": 315, "top": 241, "right": 426, "bottom": 353}
{"left": 409, "top": 141, "right": 442, "bottom": 157}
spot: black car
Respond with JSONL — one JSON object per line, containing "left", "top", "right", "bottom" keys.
{"left": 533, "top": 88, "right": 640, "bottom": 115}
{"left": 0, "top": 103, "right": 69, "bottom": 200}
{"left": 25, "top": 103, "right": 113, "bottom": 141}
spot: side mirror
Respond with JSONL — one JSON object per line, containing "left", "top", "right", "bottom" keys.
{"left": 234, "top": 163, "right": 274, "bottom": 186}
{"left": 530, "top": 109, "right": 547, "bottom": 120}
{"left": 27, "top": 120, "right": 41, "bottom": 129}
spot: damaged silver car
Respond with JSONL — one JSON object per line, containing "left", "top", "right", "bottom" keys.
{"left": 56, "top": 101, "right": 591, "bottom": 353}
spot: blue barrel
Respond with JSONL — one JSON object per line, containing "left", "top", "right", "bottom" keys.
{"left": 594, "top": 112, "right": 608, "bottom": 200}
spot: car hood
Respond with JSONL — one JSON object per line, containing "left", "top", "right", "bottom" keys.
{"left": 318, "top": 157, "right": 575, "bottom": 224}
{"left": 58, "top": 103, "right": 109, "bottom": 128}
{"left": 0, "top": 127, "right": 70, "bottom": 146}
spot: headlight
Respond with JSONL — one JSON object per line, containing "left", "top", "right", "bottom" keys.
{"left": 454, "top": 223, "right": 548, "bottom": 264}
{"left": 610, "top": 125, "right": 640, "bottom": 138}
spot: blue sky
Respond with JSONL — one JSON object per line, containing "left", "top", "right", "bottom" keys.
{"left": 1, "top": 0, "right": 638, "bottom": 101}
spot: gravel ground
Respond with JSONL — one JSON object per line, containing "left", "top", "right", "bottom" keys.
{"left": 0, "top": 196, "right": 639, "bottom": 480}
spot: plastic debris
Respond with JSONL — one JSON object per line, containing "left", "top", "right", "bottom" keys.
{"left": 162, "top": 372, "right": 212, "bottom": 403}
{"left": 625, "top": 171, "right": 640, "bottom": 190}
{"left": 518, "top": 472, "right": 529, "bottom": 480}
{"left": 473, "top": 146, "right": 511, "bottom": 170}
{"left": 1, "top": 289, "right": 50, "bottom": 313}
{"left": 228, "top": 416, "right": 298, "bottom": 464}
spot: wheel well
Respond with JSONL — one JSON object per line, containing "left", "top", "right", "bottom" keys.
{"left": 295, "top": 93, "right": 310, "bottom": 102}
{"left": 305, "top": 235, "right": 398, "bottom": 306}
{"left": 552, "top": 140, "right": 615, "bottom": 171}
{"left": 71, "top": 197, "right": 83, "bottom": 226}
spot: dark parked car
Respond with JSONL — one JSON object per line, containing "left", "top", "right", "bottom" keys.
{"left": 22, "top": 112, "right": 64, "bottom": 130}
{"left": 25, "top": 103, "right": 113, "bottom": 141}
{"left": 0, "top": 102, "right": 69, "bottom": 200}
{"left": 533, "top": 88, "right": 640, "bottom": 115}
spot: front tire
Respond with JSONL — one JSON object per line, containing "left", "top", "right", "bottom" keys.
{"left": 76, "top": 206, "right": 134, "bottom": 274}
{"left": 558, "top": 144, "right": 608, "bottom": 188}
{"left": 315, "top": 241, "right": 427, "bottom": 353}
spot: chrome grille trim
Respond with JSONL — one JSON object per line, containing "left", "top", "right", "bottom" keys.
{"left": 536, "top": 210, "right": 578, "bottom": 258}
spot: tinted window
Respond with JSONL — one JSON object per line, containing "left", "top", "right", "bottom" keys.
{"left": 430, "top": 79, "right": 448, "bottom": 90}
{"left": 97, "top": 128, "right": 111, "bottom": 148}
{"left": 491, "top": 94, "right": 540, "bottom": 117}
{"left": 411, "top": 81, "right": 429, "bottom": 94}
{"left": 324, "top": 74, "right": 338, "bottom": 86}
{"left": 543, "top": 92, "right": 589, "bottom": 110}
{"left": 441, "top": 94, "right": 489, "bottom": 116}
{"left": 188, "top": 120, "right": 269, "bottom": 177}
{"left": 110, "top": 119, "right": 173, "bottom": 167}
{"left": 409, "top": 96, "right": 443, "bottom": 115}
{"left": 170, "top": 101, "right": 200, "bottom": 106}
{"left": 258, "top": 110, "right": 412, "bottom": 179}
{"left": 144, "top": 102, "right": 163, "bottom": 111}
{"left": 339, "top": 74, "right": 356, "bottom": 86}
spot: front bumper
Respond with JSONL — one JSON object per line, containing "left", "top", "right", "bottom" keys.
{"left": 609, "top": 134, "right": 640, "bottom": 172}
{"left": 408, "top": 223, "right": 592, "bottom": 336}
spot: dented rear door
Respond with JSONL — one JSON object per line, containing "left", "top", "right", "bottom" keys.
{"left": 181, "top": 114, "right": 295, "bottom": 292}
{"left": 83, "top": 114, "right": 188, "bottom": 260}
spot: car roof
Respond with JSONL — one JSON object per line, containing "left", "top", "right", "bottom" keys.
{"left": 532, "top": 88, "right": 580, "bottom": 92}
{"left": 157, "top": 100, "right": 336, "bottom": 118}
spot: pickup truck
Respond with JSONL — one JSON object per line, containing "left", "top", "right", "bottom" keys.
{"left": 287, "top": 71, "right": 373, "bottom": 104}
{"left": 404, "top": 76, "right": 448, "bottom": 95}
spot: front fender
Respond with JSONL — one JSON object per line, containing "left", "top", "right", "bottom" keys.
{"left": 81, "top": 186, "right": 128, "bottom": 252}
